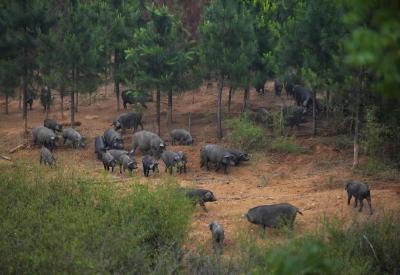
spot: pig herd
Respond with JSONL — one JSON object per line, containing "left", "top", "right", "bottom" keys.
{"left": 32, "top": 118, "right": 86, "bottom": 166}
{"left": 31, "top": 111, "right": 373, "bottom": 253}
{"left": 251, "top": 81, "right": 324, "bottom": 130}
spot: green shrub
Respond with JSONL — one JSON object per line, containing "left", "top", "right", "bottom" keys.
{"left": 0, "top": 165, "right": 193, "bottom": 274}
{"left": 362, "top": 107, "right": 387, "bottom": 157}
{"left": 353, "top": 158, "right": 400, "bottom": 180}
{"left": 269, "top": 137, "right": 307, "bottom": 155}
{"left": 325, "top": 214, "right": 400, "bottom": 274}
{"left": 185, "top": 234, "right": 333, "bottom": 275}
{"left": 271, "top": 109, "right": 285, "bottom": 136}
{"left": 184, "top": 215, "right": 400, "bottom": 275}
{"left": 361, "top": 106, "right": 400, "bottom": 164}
{"left": 226, "top": 116, "right": 267, "bottom": 152}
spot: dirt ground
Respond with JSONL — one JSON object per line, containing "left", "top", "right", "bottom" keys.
{"left": 1, "top": 83, "right": 399, "bottom": 252}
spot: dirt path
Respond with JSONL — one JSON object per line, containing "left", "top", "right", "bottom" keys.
{"left": 1, "top": 83, "right": 399, "bottom": 253}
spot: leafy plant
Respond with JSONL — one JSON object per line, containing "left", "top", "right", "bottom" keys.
{"left": 226, "top": 117, "right": 267, "bottom": 152}
{"left": 0, "top": 164, "right": 193, "bottom": 274}
{"left": 269, "top": 137, "right": 307, "bottom": 155}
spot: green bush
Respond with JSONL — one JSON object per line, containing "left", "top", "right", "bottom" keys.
{"left": 184, "top": 215, "right": 400, "bottom": 275}
{"left": 226, "top": 116, "right": 267, "bottom": 152}
{"left": 362, "top": 106, "right": 400, "bottom": 164}
{"left": 325, "top": 214, "right": 400, "bottom": 274}
{"left": 353, "top": 158, "right": 400, "bottom": 180}
{"left": 362, "top": 107, "right": 387, "bottom": 157}
{"left": 271, "top": 109, "right": 285, "bottom": 136}
{"left": 269, "top": 137, "right": 307, "bottom": 155}
{"left": 0, "top": 165, "right": 193, "bottom": 274}
{"left": 185, "top": 235, "right": 333, "bottom": 275}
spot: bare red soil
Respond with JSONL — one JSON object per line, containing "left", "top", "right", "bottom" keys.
{"left": 1, "top": 82, "right": 399, "bottom": 252}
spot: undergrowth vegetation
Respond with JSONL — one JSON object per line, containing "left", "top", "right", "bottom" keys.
{"left": 226, "top": 117, "right": 267, "bottom": 152}
{"left": 0, "top": 164, "right": 193, "bottom": 274}
{"left": 268, "top": 137, "right": 307, "bottom": 155}
{"left": 185, "top": 215, "right": 400, "bottom": 275}
{"left": 227, "top": 117, "right": 306, "bottom": 154}
{"left": 354, "top": 158, "right": 400, "bottom": 180}
{"left": 1, "top": 164, "right": 399, "bottom": 274}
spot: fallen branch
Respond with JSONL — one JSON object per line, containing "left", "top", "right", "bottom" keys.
{"left": 0, "top": 155, "right": 12, "bottom": 161}
{"left": 9, "top": 144, "right": 27, "bottom": 154}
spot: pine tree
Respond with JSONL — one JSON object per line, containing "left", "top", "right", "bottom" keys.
{"left": 102, "top": 0, "right": 141, "bottom": 111}
{"left": 200, "top": 0, "right": 257, "bottom": 138}
{"left": 0, "top": 62, "right": 18, "bottom": 114}
{"left": 125, "top": 4, "right": 193, "bottom": 135}
{"left": 41, "top": 0, "right": 102, "bottom": 127}
{"left": 0, "top": 0, "right": 53, "bottom": 134}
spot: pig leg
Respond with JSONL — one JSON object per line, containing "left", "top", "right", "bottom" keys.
{"left": 199, "top": 200, "right": 208, "bottom": 212}
{"left": 358, "top": 199, "right": 364, "bottom": 212}
{"left": 354, "top": 199, "right": 358, "bottom": 208}
{"left": 347, "top": 193, "right": 352, "bottom": 205}
{"left": 367, "top": 197, "right": 373, "bottom": 215}
{"left": 223, "top": 164, "right": 228, "bottom": 174}
{"left": 259, "top": 225, "right": 266, "bottom": 238}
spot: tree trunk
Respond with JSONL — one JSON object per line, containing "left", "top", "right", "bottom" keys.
{"left": 217, "top": 77, "right": 224, "bottom": 139}
{"left": 75, "top": 91, "right": 79, "bottom": 113}
{"left": 188, "top": 112, "right": 192, "bottom": 135}
{"left": 242, "top": 88, "right": 249, "bottom": 113}
{"left": 312, "top": 90, "right": 317, "bottom": 136}
{"left": 21, "top": 1, "right": 28, "bottom": 136}
{"left": 156, "top": 89, "right": 161, "bottom": 136}
{"left": 71, "top": 66, "right": 76, "bottom": 128}
{"left": 60, "top": 88, "right": 64, "bottom": 119}
{"left": 22, "top": 56, "right": 28, "bottom": 136}
{"left": 115, "top": 79, "right": 120, "bottom": 111}
{"left": 352, "top": 88, "right": 361, "bottom": 169}
{"left": 5, "top": 95, "right": 9, "bottom": 114}
{"left": 167, "top": 89, "right": 173, "bottom": 125}
{"left": 19, "top": 84, "right": 22, "bottom": 111}
{"left": 45, "top": 90, "right": 50, "bottom": 119}
{"left": 104, "top": 62, "right": 108, "bottom": 97}
{"left": 326, "top": 90, "right": 330, "bottom": 120}
{"left": 228, "top": 87, "right": 233, "bottom": 113}
{"left": 114, "top": 49, "right": 120, "bottom": 111}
